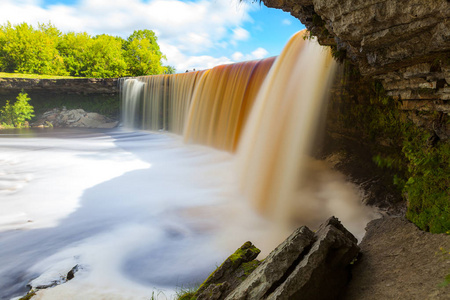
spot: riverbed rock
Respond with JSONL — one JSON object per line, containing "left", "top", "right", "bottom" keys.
{"left": 224, "top": 216, "right": 359, "bottom": 300}
{"left": 33, "top": 107, "right": 118, "bottom": 128}
{"left": 194, "top": 241, "right": 261, "bottom": 300}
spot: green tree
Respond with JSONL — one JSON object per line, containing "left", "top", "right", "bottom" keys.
{"left": 57, "top": 32, "right": 93, "bottom": 77}
{"left": 164, "top": 65, "right": 176, "bottom": 74}
{"left": 124, "top": 29, "right": 167, "bottom": 76}
{"left": 0, "top": 22, "right": 66, "bottom": 75}
{"left": 0, "top": 91, "right": 34, "bottom": 127}
{"left": 81, "top": 34, "right": 128, "bottom": 78}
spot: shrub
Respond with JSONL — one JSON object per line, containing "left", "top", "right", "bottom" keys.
{"left": 0, "top": 91, "right": 34, "bottom": 127}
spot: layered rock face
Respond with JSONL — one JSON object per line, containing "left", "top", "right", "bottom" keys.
{"left": 263, "top": 0, "right": 450, "bottom": 114}
{"left": 0, "top": 78, "right": 118, "bottom": 95}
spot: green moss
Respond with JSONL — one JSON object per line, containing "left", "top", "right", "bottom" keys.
{"left": 336, "top": 62, "right": 449, "bottom": 233}
{"left": 18, "top": 291, "right": 36, "bottom": 300}
{"left": 241, "top": 260, "right": 260, "bottom": 277}
{"left": 228, "top": 241, "right": 260, "bottom": 264}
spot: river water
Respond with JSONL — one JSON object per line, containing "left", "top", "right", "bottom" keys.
{"left": 0, "top": 128, "right": 262, "bottom": 299}
{"left": 0, "top": 127, "right": 376, "bottom": 300}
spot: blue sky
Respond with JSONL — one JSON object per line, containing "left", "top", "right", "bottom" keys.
{"left": 0, "top": 0, "right": 304, "bottom": 72}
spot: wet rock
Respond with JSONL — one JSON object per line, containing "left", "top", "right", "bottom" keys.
{"left": 66, "top": 264, "right": 80, "bottom": 281}
{"left": 225, "top": 217, "right": 359, "bottom": 300}
{"left": 194, "top": 241, "right": 261, "bottom": 300}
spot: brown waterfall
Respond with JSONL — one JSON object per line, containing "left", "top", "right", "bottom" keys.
{"left": 184, "top": 57, "right": 276, "bottom": 151}
{"left": 121, "top": 30, "right": 337, "bottom": 223}
{"left": 121, "top": 57, "right": 275, "bottom": 151}
{"left": 236, "top": 31, "right": 336, "bottom": 222}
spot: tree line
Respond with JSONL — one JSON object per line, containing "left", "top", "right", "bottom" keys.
{"left": 0, "top": 22, "right": 175, "bottom": 78}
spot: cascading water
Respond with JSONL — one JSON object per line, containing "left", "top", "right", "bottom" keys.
{"left": 236, "top": 31, "right": 336, "bottom": 225}
{"left": 121, "top": 30, "right": 348, "bottom": 227}
{"left": 1, "top": 29, "right": 377, "bottom": 300}
{"left": 121, "top": 79, "right": 145, "bottom": 129}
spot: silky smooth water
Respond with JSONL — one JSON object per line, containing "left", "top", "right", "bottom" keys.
{"left": 0, "top": 128, "right": 375, "bottom": 300}
{"left": 0, "top": 128, "right": 247, "bottom": 299}
{"left": 1, "top": 31, "right": 378, "bottom": 300}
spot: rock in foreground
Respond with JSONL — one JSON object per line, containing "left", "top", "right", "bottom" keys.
{"left": 192, "top": 217, "right": 359, "bottom": 300}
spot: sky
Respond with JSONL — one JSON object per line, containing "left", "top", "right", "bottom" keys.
{"left": 0, "top": 0, "right": 305, "bottom": 72}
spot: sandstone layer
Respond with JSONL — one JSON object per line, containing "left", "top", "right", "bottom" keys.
{"left": 263, "top": 0, "right": 450, "bottom": 113}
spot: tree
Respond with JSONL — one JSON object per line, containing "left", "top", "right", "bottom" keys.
{"left": 164, "top": 65, "right": 176, "bottom": 74}
{"left": 81, "top": 34, "right": 128, "bottom": 78}
{"left": 58, "top": 32, "right": 93, "bottom": 77}
{"left": 124, "top": 29, "right": 167, "bottom": 76}
{"left": 0, "top": 22, "right": 66, "bottom": 75}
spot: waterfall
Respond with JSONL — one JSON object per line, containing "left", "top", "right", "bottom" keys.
{"left": 237, "top": 31, "right": 336, "bottom": 224}
{"left": 121, "top": 30, "right": 337, "bottom": 223}
{"left": 121, "top": 78, "right": 145, "bottom": 129}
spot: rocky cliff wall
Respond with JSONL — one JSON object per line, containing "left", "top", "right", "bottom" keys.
{"left": 264, "top": 0, "right": 450, "bottom": 233}
{"left": 263, "top": 0, "right": 450, "bottom": 116}
{"left": 0, "top": 78, "right": 118, "bottom": 95}
{"left": 0, "top": 78, "right": 120, "bottom": 118}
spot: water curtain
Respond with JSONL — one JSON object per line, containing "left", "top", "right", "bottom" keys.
{"left": 121, "top": 31, "right": 336, "bottom": 219}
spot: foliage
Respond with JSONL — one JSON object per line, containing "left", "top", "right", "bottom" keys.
{"left": 124, "top": 29, "right": 167, "bottom": 76}
{"left": 0, "top": 22, "right": 67, "bottom": 75}
{"left": 0, "top": 22, "right": 168, "bottom": 78}
{"left": 0, "top": 72, "right": 75, "bottom": 79}
{"left": 0, "top": 91, "right": 34, "bottom": 127}
{"left": 164, "top": 65, "right": 176, "bottom": 74}
{"left": 176, "top": 286, "right": 197, "bottom": 300}
{"left": 339, "top": 63, "right": 449, "bottom": 233}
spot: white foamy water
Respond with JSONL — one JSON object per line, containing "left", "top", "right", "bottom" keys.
{"left": 0, "top": 128, "right": 242, "bottom": 300}
{"left": 0, "top": 128, "right": 377, "bottom": 300}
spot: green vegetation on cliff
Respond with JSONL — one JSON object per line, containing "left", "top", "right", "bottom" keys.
{"left": 0, "top": 22, "right": 171, "bottom": 78}
{"left": 337, "top": 63, "right": 449, "bottom": 233}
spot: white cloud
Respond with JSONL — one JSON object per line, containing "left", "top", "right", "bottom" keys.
{"left": 250, "top": 47, "right": 269, "bottom": 59}
{"left": 0, "top": 0, "right": 257, "bottom": 71}
{"left": 232, "top": 52, "right": 244, "bottom": 61}
{"left": 282, "top": 19, "right": 292, "bottom": 26}
{"left": 160, "top": 41, "right": 233, "bottom": 72}
{"left": 230, "top": 47, "right": 269, "bottom": 63}
{"left": 232, "top": 27, "right": 250, "bottom": 41}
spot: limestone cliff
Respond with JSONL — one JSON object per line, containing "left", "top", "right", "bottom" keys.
{"left": 263, "top": 0, "right": 450, "bottom": 116}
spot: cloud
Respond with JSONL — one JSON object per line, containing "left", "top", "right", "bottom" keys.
{"left": 282, "top": 19, "right": 292, "bottom": 26}
{"left": 250, "top": 47, "right": 269, "bottom": 59}
{"left": 231, "top": 47, "right": 269, "bottom": 62}
{"left": 0, "top": 0, "right": 257, "bottom": 72}
{"left": 232, "top": 27, "right": 250, "bottom": 41}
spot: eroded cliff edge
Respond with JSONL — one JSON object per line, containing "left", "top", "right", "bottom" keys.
{"left": 263, "top": 0, "right": 449, "bottom": 115}
{"left": 262, "top": 0, "right": 449, "bottom": 233}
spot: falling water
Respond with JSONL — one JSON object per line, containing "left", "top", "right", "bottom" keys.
{"left": 121, "top": 30, "right": 340, "bottom": 224}
{"left": 236, "top": 31, "right": 336, "bottom": 225}
{"left": 0, "top": 30, "right": 378, "bottom": 300}
{"left": 121, "top": 79, "right": 145, "bottom": 129}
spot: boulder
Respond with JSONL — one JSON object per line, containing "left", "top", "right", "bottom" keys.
{"left": 194, "top": 241, "right": 261, "bottom": 300}
{"left": 225, "top": 217, "right": 359, "bottom": 300}
{"left": 33, "top": 107, "right": 118, "bottom": 129}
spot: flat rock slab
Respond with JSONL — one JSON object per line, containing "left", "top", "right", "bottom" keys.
{"left": 344, "top": 217, "right": 450, "bottom": 300}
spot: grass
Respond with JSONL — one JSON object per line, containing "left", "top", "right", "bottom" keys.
{"left": 0, "top": 72, "right": 80, "bottom": 79}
